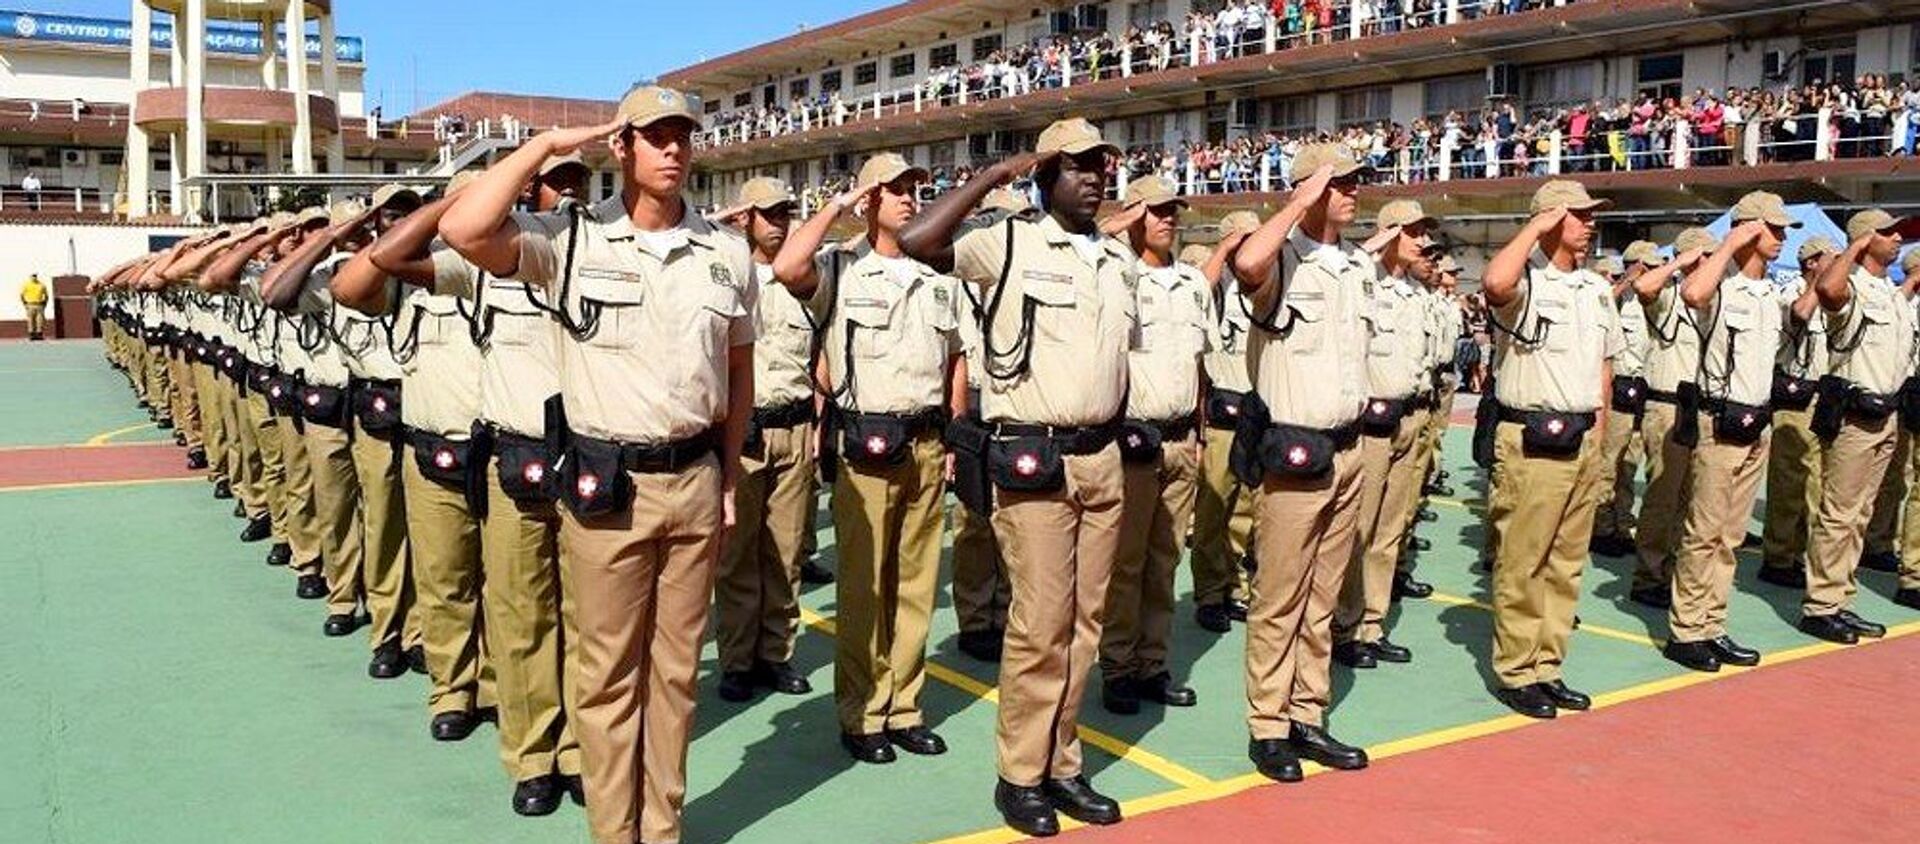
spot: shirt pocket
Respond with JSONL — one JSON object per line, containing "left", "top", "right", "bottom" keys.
{"left": 1279, "top": 291, "right": 1329, "bottom": 355}
{"left": 1023, "top": 271, "right": 1081, "bottom": 345}
{"left": 411, "top": 296, "right": 464, "bottom": 349}
{"left": 485, "top": 281, "right": 548, "bottom": 348}
{"left": 573, "top": 268, "right": 646, "bottom": 351}
{"left": 842, "top": 295, "right": 896, "bottom": 359}
{"left": 1533, "top": 295, "right": 1575, "bottom": 353}
{"left": 1366, "top": 298, "right": 1399, "bottom": 359}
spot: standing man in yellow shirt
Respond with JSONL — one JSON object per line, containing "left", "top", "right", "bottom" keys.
{"left": 20, "top": 273, "right": 49, "bottom": 340}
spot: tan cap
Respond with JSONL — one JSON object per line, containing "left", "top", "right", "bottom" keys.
{"left": 328, "top": 199, "right": 366, "bottom": 227}
{"left": 1178, "top": 244, "right": 1213, "bottom": 268}
{"left": 1530, "top": 180, "right": 1613, "bottom": 214}
{"left": 1674, "top": 226, "right": 1718, "bottom": 255}
{"left": 1436, "top": 256, "right": 1463, "bottom": 275}
{"left": 293, "top": 206, "right": 328, "bottom": 227}
{"left": 1221, "top": 210, "right": 1262, "bottom": 236}
{"left": 981, "top": 187, "right": 1031, "bottom": 214}
{"left": 1731, "top": 191, "right": 1799, "bottom": 229}
{"left": 371, "top": 183, "right": 421, "bottom": 211}
{"left": 1036, "top": 117, "right": 1117, "bottom": 156}
{"left": 444, "top": 170, "right": 481, "bottom": 195}
{"left": 1376, "top": 199, "right": 1437, "bottom": 232}
{"left": 616, "top": 85, "right": 702, "bottom": 131}
{"left": 1289, "top": 141, "right": 1370, "bottom": 184}
{"left": 1903, "top": 248, "right": 1920, "bottom": 277}
{"left": 1595, "top": 256, "right": 1625, "bottom": 276}
{"left": 1621, "top": 240, "right": 1660, "bottom": 266}
{"left": 735, "top": 176, "right": 795, "bottom": 211}
{"left": 267, "top": 211, "right": 296, "bottom": 229}
{"left": 1846, "top": 208, "right": 1902, "bottom": 242}
{"left": 1124, "top": 175, "right": 1186, "bottom": 210}
{"left": 854, "top": 152, "right": 929, "bottom": 194}
{"left": 538, "top": 151, "right": 588, "bottom": 178}
{"left": 1797, "top": 235, "right": 1839, "bottom": 262}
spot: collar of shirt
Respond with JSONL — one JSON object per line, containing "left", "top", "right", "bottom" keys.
{"left": 1726, "top": 270, "right": 1772, "bottom": 298}
{"left": 1141, "top": 262, "right": 1188, "bottom": 291}
{"left": 1288, "top": 227, "right": 1353, "bottom": 272}
{"left": 1532, "top": 256, "right": 1596, "bottom": 289}
{"left": 589, "top": 194, "right": 717, "bottom": 259}
{"left": 1037, "top": 213, "right": 1132, "bottom": 270}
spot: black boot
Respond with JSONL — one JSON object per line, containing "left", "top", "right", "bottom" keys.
{"left": 994, "top": 779, "right": 1059, "bottom": 837}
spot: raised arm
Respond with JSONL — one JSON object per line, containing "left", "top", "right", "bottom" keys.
{"left": 1682, "top": 221, "right": 1760, "bottom": 309}
{"left": 263, "top": 212, "right": 369, "bottom": 312}
{"left": 771, "top": 185, "right": 876, "bottom": 298}
{"left": 1632, "top": 250, "right": 1696, "bottom": 305}
{"left": 1483, "top": 207, "right": 1565, "bottom": 309}
{"left": 1231, "top": 164, "right": 1333, "bottom": 293}
{"left": 203, "top": 226, "right": 288, "bottom": 293}
{"left": 1203, "top": 228, "right": 1251, "bottom": 292}
{"left": 440, "top": 121, "right": 622, "bottom": 278}
{"left": 158, "top": 230, "right": 238, "bottom": 283}
{"left": 1814, "top": 235, "right": 1868, "bottom": 312}
{"left": 899, "top": 151, "right": 1049, "bottom": 273}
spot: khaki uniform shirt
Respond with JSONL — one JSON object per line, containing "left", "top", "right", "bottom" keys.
{"left": 1826, "top": 267, "right": 1917, "bottom": 396}
{"left": 1245, "top": 229, "right": 1370, "bottom": 430}
{"left": 1364, "top": 270, "right": 1429, "bottom": 400}
{"left": 1428, "top": 289, "right": 1460, "bottom": 369}
{"left": 811, "top": 241, "right": 960, "bottom": 414}
{"left": 397, "top": 273, "right": 483, "bottom": 438}
{"left": 1616, "top": 293, "right": 1649, "bottom": 379}
{"left": 452, "top": 247, "right": 562, "bottom": 440}
{"left": 510, "top": 195, "right": 756, "bottom": 444}
{"left": 1694, "top": 271, "right": 1783, "bottom": 406}
{"left": 751, "top": 262, "right": 816, "bottom": 409}
{"left": 1205, "top": 277, "right": 1255, "bottom": 394}
{"left": 1775, "top": 274, "right": 1829, "bottom": 379}
{"left": 293, "top": 254, "right": 354, "bottom": 389}
{"left": 951, "top": 212, "right": 1135, "bottom": 427}
{"left": 1127, "top": 261, "right": 1210, "bottom": 421}
{"left": 1492, "top": 261, "right": 1625, "bottom": 414}
{"left": 1644, "top": 280, "right": 1701, "bottom": 394}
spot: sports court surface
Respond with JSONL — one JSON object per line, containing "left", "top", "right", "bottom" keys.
{"left": 3, "top": 339, "right": 1916, "bottom": 844}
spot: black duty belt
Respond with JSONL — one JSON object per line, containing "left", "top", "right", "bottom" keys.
{"left": 993, "top": 420, "right": 1122, "bottom": 455}
{"left": 1129, "top": 417, "right": 1197, "bottom": 441}
{"left": 581, "top": 428, "right": 720, "bottom": 473}
{"left": 844, "top": 407, "right": 946, "bottom": 436}
{"left": 1644, "top": 387, "right": 1681, "bottom": 405}
{"left": 1498, "top": 406, "right": 1598, "bottom": 427}
{"left": 753, "top": 400, "right": 816, "bottom": 430}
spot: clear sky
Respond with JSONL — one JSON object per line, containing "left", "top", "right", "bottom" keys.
{"left": 43, "top": 0, "right": 888, "bottom": 112}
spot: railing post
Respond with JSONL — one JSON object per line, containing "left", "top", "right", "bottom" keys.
{"left": 1060, "top": 51, "right": 1071, "bottom": 88}
{"left": 1190, "top": 30, "right": 1203, "bottom": 67}
{"left": 1185, "top": 159, "right": 1198, "bottom": 195}
{"left": 958, "top": 79, "right": 968, "bottom": 106}
{"left": 1484, "top": 137, "right": 1499, "bottom": 179}
{"left": 914, "top": 85, "right": 923, "bottom": 113}
{"left": 1672, "top": 119, "right": 1690, "bottom": 170}
{"left": 1264, "top": 22, "right": 1277, "bottom": 54}
{"left": 74, "top": 187, "right": 84, "bottom": 212}
{"left": 1439, "top": 136, "right": 1454, "bottom": 181}
{"left": 1548, "top": 130, "right": 1563, "bottom": 175}
{"left": 1447, "top": 0, "right": 1461, "bottom": 25}
{"left": 1397, "top": 147, "right": 1412, "bottom": 184}
{"left": 1814, "top": 107, "right": 1834, "bottom": 161}
{"left": 1350, "top": 8, "right": 1363, "bottom": 41}
{"left": 1116, "top": 175, "right": 1128, "bottom": 202}
{"left": 1122, "top": 43, "right": 1133, "bottom": 78}
{"left": 1744, "top": 121, "right": 1762, "bottom": 165}
{"left": 1260, "top": 153, "right": 1273, "bottom": 192}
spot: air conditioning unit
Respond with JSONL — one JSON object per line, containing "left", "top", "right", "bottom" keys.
{"left": 61, "top": 149, "right": 86, "bottom": 167}
{"left": 1487, "top": 64, "right": 1522, "bottom": 99}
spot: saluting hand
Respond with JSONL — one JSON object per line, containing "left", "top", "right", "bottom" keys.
{"left": 1526, "top": 206, "right": 1570, "bottom": 235}
{"left": 991, "top": 150, "right": 1058, "bottom": 186}
{"left": 832, "top": 182, "right": 881, "bottom": 214}
{"left": 540, "top": 119, "right": 627, "bottom": 157}
{"left": 1286, "top": 164, "right": 1337, "bottom": 209}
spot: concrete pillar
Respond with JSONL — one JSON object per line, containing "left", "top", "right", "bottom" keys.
{"left": 126, "top": 0, "right": 153, "bottom": 218}
{"left": 1548, "top": 130, "right": 1563, "bottom": 175}
{"left": 168, "top": 132, "right": 184, "bottom": 215}
{"left": 287, "top": 0, "right": 314, "bottom": 175}
{"left": 260, "top": 16, "right": 278, "bottom": 89}
{"left": 320, "top": 11, "right": 344, "bottom": 173}
{"left": 264, "top": 128, "right": 284, "bottom": 206}
{"left": 183, "top": 0, "right": 207, "bottom": 218}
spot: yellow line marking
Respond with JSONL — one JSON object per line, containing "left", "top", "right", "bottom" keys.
{"left": 1427, "top": 495, "right": 1484, "bottom": 513}
{"left": 84, "top": 423, "right": 157, "bottom": 446}
{"left": 0, "top": 439, "right": 160, "bottom": 453}
{"left": 796, "top": 607, "right": 1213, "bottom": 790}
{"left": 1426, "top": 591, "right": 1661, "bottom": 648}
{"left": 0, "top": 476, "right": 199, "bottom": 494}
{"left": 920, "top": 620, "right": 1920, "bottom": 844}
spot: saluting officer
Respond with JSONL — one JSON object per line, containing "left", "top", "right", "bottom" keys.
{"left": 710, "top": 177, "right": 817, "bottom": 704}
{"left": 899, "top": 118, "right": 1132, "bottom": 837}
{"left": 1191, "top": 210, "right": 1261, "bottom": 633}
{"left": 1759, "top": 237, "right": 1837, "bottom": 589}
{"left": 1228, "top": 144, "right": 1374, "bottom": 780}
{"left": 1095, "top": 175, "right": 1206, "bottom": 716}
{"left": 439, "top": 85, "right": 750, "bottom": 844}
{"left": 1626, "top": 227, "right": 1718, "bottom": 609}
{"left": 1661, "top": 191, "right": 1802, "bottom": 672}
{"left": 1333, "top": 199, "right": 1439, "bottom": 670}
{"left": 1481, "top": 180, "right": 1624, "bottom": 719}
{"left": 1799, "top": 209, "right": 1911, "bottom": 644}
{"left": 1591, "top": 244, "right": 1655, "bottom": 556}
{"left": 1415, "top": 255, "right": 1466, "bottom": 511}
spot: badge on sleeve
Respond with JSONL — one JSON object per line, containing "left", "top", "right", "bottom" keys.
{"left": 710, "top": 263, "right": 734, "bottom": 286}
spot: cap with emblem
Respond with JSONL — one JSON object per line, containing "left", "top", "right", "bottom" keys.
{"left": 735, "top": 176, "right": 795, "bottom": 211}
{"left": 1846, "top": 208, "right": 1903, "bottom": 242}
{"left": 854, "top": 152, "right": 930, "bottom": 194}
{"left": 616, "top": 85, "right": 702, "bottom": 131}
{"left": 328, "top": 200, "right": 366, "bottom": 226}
{"left": 1529, "top": 180, "right": 1613, "bottom": 214}
{"left": 1797, "top": 235, "right": 1838, "bottom": 263}
{"left": 539, "top": 151, "right": 588, "bottom": 179}
{"left": 371, "top": 183, "right": 421, "bottom": 211}
{"left": 1674, "top": 226, "right": 1718, "bottom": 256}
{"left": 1621, "top": 240, "right": 1660, "bottom": 266}
{"left": 1376, "top": 199, "right": 1437, "bottom": 233}
{"left": 1178, "top": 244, "right": 1213, "bottom": 267}
{"left": 1036, "top": 118, "right": 1118, "bottom": 157}
{"left": 1289, "top": 141, "right": 1370, "bottom": 184}
{"left": 1221, "top": 210, "right": 1262, "bottom": 236}
{"left": 1124, "top": 175, "right": 1186, "bottom": 210}
{"left": 1730, "top": 191, "right": 1800, "bottom": 229}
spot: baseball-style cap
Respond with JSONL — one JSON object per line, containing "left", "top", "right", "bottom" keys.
{"left": 1178, "top": 244, "right": 1213, "bottom": 268}
{"left": 1846, "top": 208, "right": 1903, "bottom": 242}
{"left": 267, "top": 211, "right": 296, "bottom": 229}
{"left": 539, "top": 151, "right": 589, "bottom": 178}
{"left": 1125, "top": 175, "right": 1186, "bottom": 210}
{"left": 1797, "top": 235, "right": 1839, "bottom": 263}
{"left": 1595, "top": 256, "right": 1625, "bottom": 276}
{"left": 1674, "top": 226, "right": 1718, "bottom": 255}
{"left": 1376, "top": 199, "right": 1437, "bottom": 233}
{"left": 616, "top": 85, "right": 703, "bottom": 131}
{"left": 371, "top": 184, "right": 421, "bottom": 211}
{"left": 735, "top": 176, "right": 795, "bottom": 211}
{"left": 854, "top": 153, "right": 929, "bottom": 194}
{"left": 328, "top": 200, "right": 366, "bottom": 226}
{"left": 1436, "top": 256, "right": 1463, "bottom": 276}
{"left": 1621, "top": 240, "right": 1659, "bottom": 266}
{"left": 1221, "top": 210, "right": 1262, "bottom": 236}
{"left": 1036, "top": 118, "right": 1118, "bottom": 157}
{"left": 981, "top": 187, "right": 1031, "bottom": 214}
{"left": 1730, "top": 191, "right": 1800, "bottom": 229}
{"left": 294, "top": 206, "right": 329, "bottom": 227}
{"left": 1289, "top": 141, "right": 1370, "bottom": 184}
{"left": 1529, "top": 180, "right": 1613, "bottom": 214}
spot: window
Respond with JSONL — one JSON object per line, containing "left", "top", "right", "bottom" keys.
{"left": 1802, "top": 34, "right": 1856, "bottom": 87}
{"left": 1636, "top": 54, "right": 1684, "bottom": 102}
{"left": 702, "top": 99, "right": 720, "bottom": 115}
{"left": 733, "top": 91, "right": 752, "bottom": 108}
{"left": 1337, "top": 87, "right": 1392, "bottom": 127}
{"left": 929, "top": 141, "right": 955, "bottom": 169}
{"left": 969, "top": 132, "right": 990, "bottom": 158}
{"left": 1233, "top": 99, "right": 1259, "bottom": 128}
{"left": 1129, "top": 1, "right": 1169, "bottom": 26}
{"left": 1423, "top": 74, "right": 1485, "bottom": 118}
{"left": 889, "top": 53, "right": 917, "bottom": 79}
{"left": 1524, "top": 62, "right": 1596, "bottom": 111}
{"left": 99, "top": 150, "right": 124, "bottom": 166}
{"left": 1119, "top": 114, "right": 1166, "bottom": 147}
{"left": 789, "top": 78, "right": 810, "bottom": 100}
{"left": 855, "top": 62, "right": 878, "bottom": 86}
{"left": 762, "top": 85, "right": 776, "bottom": 107}
{"left": 1267, "top": 95, "right": 1318, "bottom": 133}
{"left": 972, "top": 34, "right": 1002, "bottom": 61}
{"left": 821, "top": 69, "right": 843, "bottom": 93}
{"left": 930, "top": 43, "right": 958, "bottom": 69}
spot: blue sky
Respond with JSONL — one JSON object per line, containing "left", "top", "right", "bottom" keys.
{"left": 44, "top": 0, "right": 885, "bottom": 112}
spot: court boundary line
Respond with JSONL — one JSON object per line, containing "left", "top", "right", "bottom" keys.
{"left": 0, "top": 476, "right": 200, "bottom": 494}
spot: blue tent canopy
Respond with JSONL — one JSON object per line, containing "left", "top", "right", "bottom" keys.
{"left": 1701, "top": 202, "right": 1848, "bottom": 277}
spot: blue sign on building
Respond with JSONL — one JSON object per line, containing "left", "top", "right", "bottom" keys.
{"left": 0, "top": 8, "right": 365, "bottom": 63}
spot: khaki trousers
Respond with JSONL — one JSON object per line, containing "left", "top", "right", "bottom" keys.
{"left": 24, "top": 307, "right": 45, "bottom": 336}
{"left": 480, "top": 464, "right": 582, "bottom": 781}
{"left": 950, "top": 505, "right": 1010, "bottom": 634}
{"left": 403, "top": 445, "right": 484, "bottom": 715}
{"left": 1865, "top": 433, "right": 1907, "bottom": 557}
{"left": 144, "top": 346, "right": 171, "bottom": 422}
{"left": 1669, "top": 420, "right": 1769, "bottom": 641}
{"left": 351, "top": 421, "right": 412, "bottom": 651}
{"left": 1191, "top": 426, "right": 1256, "bottom": 606}
{"left": 1489, "top": 420, "right": 1604, "bottom": 689}
{"left": 1633, "top": 400, "right": 1691, "bottom": 591}
{"left": 561, "top": 457, "right": 723, "bottom": 844}
{"left": 223, "top": 378, "right": 267, "bottom": 518}
{"left": 195, "top": 364, "right": 231, "bottom": 485}
{"left": 1336, "top": 410, "right": 1420, "bottom": 645}
{"left": 1593, "top": 408, "right": 1645, "bottom": 539}
{"left": 1807, "top": 416, "right": 1899, "bottom": 617}
{"left": 305, "top": 421, "right": 365, "bottom": 617}
{"left": 992, "top": 444, "right": 1123, "bottom": 786}
{"left": 168, "top": 356, "right": 203, "bottom": 450}
{"left": 233, "top": 392, "right": 280, "bottom": 524}
{"left": 1101, "top": 432, "right": 1199, "bottom": 680}
{"left": 714, "top": 422, "right": 813, "bottom": 673}
{"left": 1762, "top": 407, "right": 1822, "bottom": 570}
{"left": 833, "top": 431, "right": 945, "bottom": 735}
{"left": 1246, "top": 441, "right": 1364, "bottom": 738}
{"left": 275, "top": 413, "right": 323, "bottom": 576}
